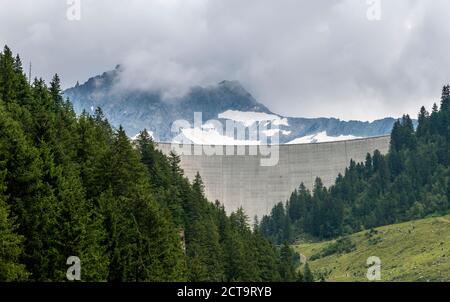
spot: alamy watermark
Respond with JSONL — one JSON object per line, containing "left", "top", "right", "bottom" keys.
{"left": 66, "top": 256, "right": 81, "bottom": 281}
{"left": 367, "top": 0, "right": 382, "bottom": 21}
{"left": 170, "top": 112, "right": 280, "bottom": 167}
{"left": 366, "top": 256, "right": 381, "bottom": 281}
{"left": 67, "top": 0, "right": 81, "bottom": 21}
{"left": 66, "top": 0, "right": 381, "bottom": 22}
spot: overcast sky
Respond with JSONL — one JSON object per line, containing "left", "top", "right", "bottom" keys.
{"left": 1, "top": 0, "right": 449, "bottom": 121}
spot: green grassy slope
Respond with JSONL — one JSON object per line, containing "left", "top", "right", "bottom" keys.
{"left": 294, "top": 215, "right": 450, "bottom": 282}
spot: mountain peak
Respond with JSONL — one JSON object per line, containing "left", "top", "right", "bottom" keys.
{"left": 218, "top": 80, "right": 249, "bottom": 96}
{"left": 64, "top": 70, "right": 396, "bottom": 142}
{"left": 218, "top": 80, "right": 240, "bottom": 86}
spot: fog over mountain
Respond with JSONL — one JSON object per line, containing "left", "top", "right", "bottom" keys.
{"left": 64, "top": 66, "right": 398, "bottom": 144}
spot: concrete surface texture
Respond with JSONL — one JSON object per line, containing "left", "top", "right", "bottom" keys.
{"left": 157, "top": 136, "right": 391, "bottom": 220}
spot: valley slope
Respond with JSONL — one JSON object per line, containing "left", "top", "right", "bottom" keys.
{"left": 294, "top": 215, "right": 450, "bottom": 282}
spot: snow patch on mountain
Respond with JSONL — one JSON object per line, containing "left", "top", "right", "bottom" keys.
{"left": 174, "top": 127, "right": 261, "bottom": 145}
{"left": 174, "top": 128, "right": 360, "bottom": 146}
{"left": 262, "top": 129, "right": 291, "bottom": 137}
{"left": 287, "top": 131, "right": 362, "bottom": 144}
{"left": 218, "top": 110, "right": 289, "bottom": 127}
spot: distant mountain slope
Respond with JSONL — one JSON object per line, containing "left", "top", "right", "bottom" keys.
{"left": 294, "top": 215, "right": 450, "bottom": 282}
{"left": 64, "top": 66, "right": 398, "bottom": 144}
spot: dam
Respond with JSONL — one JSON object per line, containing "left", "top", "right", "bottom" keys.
{"left": 157, "top": 136, "right": 391, "bottom": 219}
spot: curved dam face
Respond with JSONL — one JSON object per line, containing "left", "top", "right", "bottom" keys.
{"left": 157, "top": 136, "right": 390, "bottom": 219}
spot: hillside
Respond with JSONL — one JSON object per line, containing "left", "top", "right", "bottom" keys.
{"left": 294, "top": 215, "right": 450, "bottom": 282}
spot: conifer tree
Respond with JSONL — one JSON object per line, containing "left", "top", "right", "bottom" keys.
{"left": 303, "top": 263, "right": 314, "bottom": 282}
{"left": 440, "top": 85, "right": 450, "bottom": 112}
{"left": 0, "top": 46, "right": 16, "bottom": 103}
{"left": 417, "top": 106, "right": 430, "bottom": 138}
{"left": 279, "top": 243, "right": 298, "bottom": 282}
{"left": 55, "top": 164, "right": 109, "bottom": 281}
{"left": 0, "top": 167, "right": 29, "bottom": 281}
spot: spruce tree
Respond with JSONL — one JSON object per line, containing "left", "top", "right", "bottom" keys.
{"left": 417, "top": 106, "right": 430, "bottom": 138}
{"left": 55, "top": 164, "right": 109, "bottom": 281}
{"left": 0, "top": 167, "right": 29, "bottom": 281}
{"left": 279, "top": 243, "right": 298, "bottom": 281}
{"left": 303, "top": 263, "right": 314, "bottom": 282}
{"left": 0, "top": 46, "right": 16, "bottom": 103}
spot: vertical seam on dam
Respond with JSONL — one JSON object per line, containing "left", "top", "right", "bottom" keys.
{"left": 345, "top": 140, "right": 349, "bottom": 166}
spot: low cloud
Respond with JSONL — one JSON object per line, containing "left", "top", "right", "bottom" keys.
{"left": 1, "top": 0, "right": 450, "bottom": 120}
{"left": 115, "top": 50, "right": 207, "bottom": 99}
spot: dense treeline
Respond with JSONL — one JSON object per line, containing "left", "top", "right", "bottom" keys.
{"left": 260, "top": 87, "right": 450, "bottom": 243}
{"left": 0, "top": 46, "right": 301, "bottom": 281}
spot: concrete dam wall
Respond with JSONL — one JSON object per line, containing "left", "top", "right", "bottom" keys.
{"left": 157, "top": 136, "right": 391, "bottom": 219}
